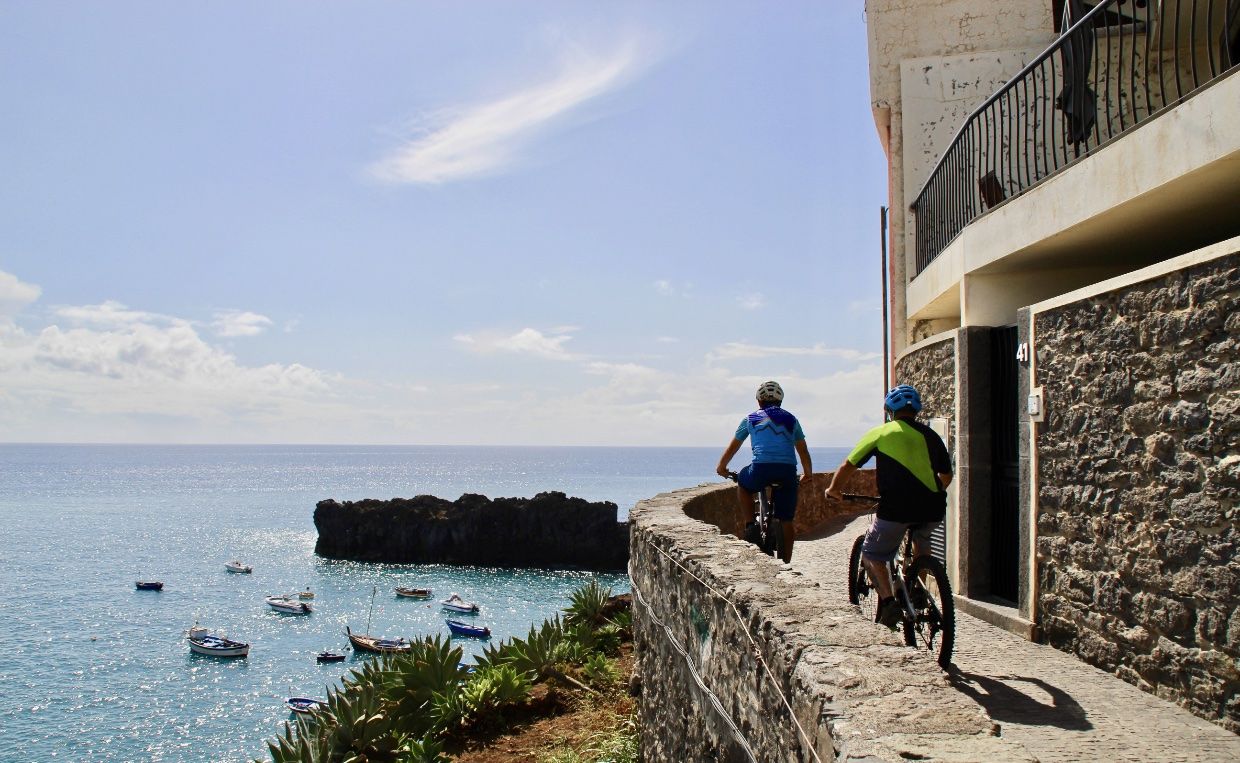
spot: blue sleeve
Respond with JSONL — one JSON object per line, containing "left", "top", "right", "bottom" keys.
{"left": 734, "top": 418, "right": 749, "bottom": 442}
{"left": 793, "top": 420, "right": 805, "bottom": 442}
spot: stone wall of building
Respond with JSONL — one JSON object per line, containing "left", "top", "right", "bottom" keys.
{"left": 1033, "top": 251, "right": 1240, "bottom": 730}
{"left": 630, "top": 482, "right": 1033, "bottom": 762}
{"left": 895, "top": 334, "right": 957, "bottom": 449}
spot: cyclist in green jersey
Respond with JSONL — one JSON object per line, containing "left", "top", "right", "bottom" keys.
{"left": 825, "top": 384, "right": 953, "bottom": 629}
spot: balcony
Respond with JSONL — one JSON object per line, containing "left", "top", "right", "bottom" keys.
{"left": 910, "top": 0, "right": 1240, "bottom": 280}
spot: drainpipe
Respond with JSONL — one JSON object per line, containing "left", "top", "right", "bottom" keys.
{"left": 880, "top": 206, "right": 890, "bottom": 391}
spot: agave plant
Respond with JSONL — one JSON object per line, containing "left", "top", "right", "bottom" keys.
{"left": 396, "top": 736, "right": 451, "bottom": 763}
{"left": 581, "top": 653, "right": 619, "bottom": 688}
{"left": 315, "top": 682, "right": 402, "bottom": 761}
{"left": 267, "top": 718, "right": 332, "bottom": 763}
{"left": 565, "top": 580, "right": 613, "bottom": 628}
{"left": 381, "top": 635, "right": 471, "bottom": 736}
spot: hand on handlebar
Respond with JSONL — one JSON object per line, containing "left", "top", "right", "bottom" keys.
{"left": 824, "top": 487, "right": 844, "bottom": 502}
{"left": 717, "top": 465, "right": 736, "bottom": 480}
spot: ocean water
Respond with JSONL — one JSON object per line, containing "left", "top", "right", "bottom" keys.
{"left": 0, "top": 444, "right": 848, "bottom": 762}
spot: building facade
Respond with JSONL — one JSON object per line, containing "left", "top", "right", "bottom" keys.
{"left": 866, "top": 0, "right": 1240, "bottom": 729}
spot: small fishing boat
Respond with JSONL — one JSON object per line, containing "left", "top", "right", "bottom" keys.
{"left": 316, "top": 651, "right": 346, "bottom": 663}
{"left": 135, "top": 581, "right": 164, "bottom": 591}
{"left": 440, "top": 593, "right": 479, "bottom": 614}
{"left": 224, "top": 560, "right": 253, "bottom": 574}
{"left": 266, "top": 595, "right": 312, "bottom": 614}
{"left": 298, "top": 588, "right": 315, "bottom": 600}
{"left": 394, "top": 586, "right": 432, "bottom": 599}
{"left": 345, "top": 626, "right": 411, "bottom": 654}
{"left": 186, "top": 624, "right": 250, "bottom": 658}
{"left": 446, "top": 620, "right": 491, "bottom": 639}
{"left": 286, "top": 696, "right": 326, "bottom": 715}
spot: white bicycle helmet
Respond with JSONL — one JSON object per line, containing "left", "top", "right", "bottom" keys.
{"left": 756, "top": 380, "right": 784, "bottom": 403}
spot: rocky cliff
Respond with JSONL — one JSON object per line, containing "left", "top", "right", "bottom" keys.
{"left": 313, "top": 491, "right": 629, "bottom": 570}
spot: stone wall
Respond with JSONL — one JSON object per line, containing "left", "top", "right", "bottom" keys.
{"left": 894, "top": 334, "right": 957, "bottom": 448}
{"left": 683, "top": 471, "right": 878, "bottom": 539}
{"left": 1033, "top": 251, "right": 1240, "bottom": 730}
{"left": 631, "top": 482, "right": 1033, "bottom": 762}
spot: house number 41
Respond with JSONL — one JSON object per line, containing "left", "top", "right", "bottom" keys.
{"left": 1015, "top": 342, "right": 1030, "bottom": 363}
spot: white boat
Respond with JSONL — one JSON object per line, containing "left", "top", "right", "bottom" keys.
{"left": 286, "top": 696, "right": 326, "bottom": 715}
{"left": 224, "top": 560, "right": 253, "bottom": 574}
{"left": 266, "top": 595, "right": 312, "bottom": 614}
{"left": 440, "top": 593, "right": 480, "bottom": 614}
{"left": 186, "top": 624, "right": 250, "bottom": 658}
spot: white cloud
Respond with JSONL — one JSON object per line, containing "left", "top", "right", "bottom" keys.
{"left": 0, "top": 297, "right": 344, "bottom": 441}
{"left": 0, "top": 270, "right": 41, "bottom": 319}
{"left": 709, "top": 342, "right": 880, "bottom": 362}
{"left": 653, "top": 280, "right": 675, "bottom": 296}
{"left": 55, "top": 300, "right": 176, "bottom": 328}
{"left": 655, "top": 336, "right": 678, "bottom": 344}
{"left": 454, "top": 327, "right": 577, "bottom": 360}
{"left": 369, "top": 36, "right": 647, "bottom": 185}
{"left": 212, "top": 310, "right": 274, "bottom": 337}
{"left": 737, "top": 293, "right": 766, "bottom": 311}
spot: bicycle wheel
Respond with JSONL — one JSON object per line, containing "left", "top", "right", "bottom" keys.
{"left": 847, "top": 535, "right": 873, "bottom": 613}
{"left": 906, "top": 555, "right": 955, "bottom": 669}
{"left": 767, "top": 517, "right": 784, "bottom": 559}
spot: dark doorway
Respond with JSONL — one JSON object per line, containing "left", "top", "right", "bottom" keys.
{"left": 989, "top": 326, "right": 1021, "bottom": 602}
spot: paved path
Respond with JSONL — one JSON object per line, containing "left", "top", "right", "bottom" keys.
{"left": 789, "top": 514, "right": 1240, "bottom": 763}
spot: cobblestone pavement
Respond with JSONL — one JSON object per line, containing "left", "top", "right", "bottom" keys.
{"left": 790, "top": 514, "right": 1240, "bottom": 763}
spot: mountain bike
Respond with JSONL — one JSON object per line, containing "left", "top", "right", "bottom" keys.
{"left": 725, "top": 472, "right": 783, "bottom": 559}
{"left": 843, "top": 494, "right": 955, "bottom": 669}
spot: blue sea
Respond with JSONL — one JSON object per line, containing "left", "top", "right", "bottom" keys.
{"left": 0, "top": 444, "right": 847, "bottom": 762}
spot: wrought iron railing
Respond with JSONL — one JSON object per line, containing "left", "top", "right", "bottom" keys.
{"left": 911, "top": 0, "right": 1240, "bottom": 274}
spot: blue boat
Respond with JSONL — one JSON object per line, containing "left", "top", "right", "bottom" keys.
{"left": 446, "top": 619, "right": 491, "bottom": 638}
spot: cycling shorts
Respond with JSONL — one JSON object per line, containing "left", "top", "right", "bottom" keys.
{"left": 736, "top": 462, "right": 799, "bottom": 521}
{"left": 861, "top": 517, "right": 940, "bottom": 563}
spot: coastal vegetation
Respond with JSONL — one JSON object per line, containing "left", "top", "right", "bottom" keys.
{"left": 263, "top": 581, "right": 636, "bottom": 762}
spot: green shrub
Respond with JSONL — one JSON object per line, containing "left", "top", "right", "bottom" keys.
{"left": 565, "top": 580, "right": 612, "bottom": 628}
{"left": 397, "top": 736, "right": 450, "bottom": 763}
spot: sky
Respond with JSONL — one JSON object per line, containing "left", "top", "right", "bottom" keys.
{"left": 0, "top": 1, "right": 889, "bottom": 447}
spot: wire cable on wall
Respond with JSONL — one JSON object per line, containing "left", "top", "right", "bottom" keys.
{"left": 637, "top": 536, "right": 826, "bottom": 763}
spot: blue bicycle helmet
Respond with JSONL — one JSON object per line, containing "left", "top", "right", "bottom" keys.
{"left": 884, "top": 384, "right": 922, "bottom": 413}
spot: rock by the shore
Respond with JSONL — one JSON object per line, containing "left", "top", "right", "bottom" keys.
{"left": 313, "top": 491, "right": 629, "bottom": 571}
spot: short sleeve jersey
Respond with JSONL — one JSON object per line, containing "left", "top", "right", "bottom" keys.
{"left": 847, "top": 419, "right": 951, "bottom": 522}
{"left": 735, "top": 406, "right": 805, "bottom": 466}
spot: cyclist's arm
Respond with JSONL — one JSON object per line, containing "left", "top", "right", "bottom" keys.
{"left": 716, "top": 438, "right": 743, "bottom": 478}
{"left": 824, "top": 460, "right": 857, "bottom": 500}
{"left": 939, "top": 472, "right": 953, "bottom": 488}
{"left": 795, "top": 440, "right": 812, "bottom": 482}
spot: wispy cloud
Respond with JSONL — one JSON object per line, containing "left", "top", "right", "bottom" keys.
{"left": 370, "top": 35, "right": 648, "bottom": 185}
{"left": 212, "top": 310, "right": 273, "bottom": 337}
{"left": 454, "top": 327, "right": 577, "bottom": 360}
{"left": 653, "top": 279, "right": 693, "bottom": 298}
{"left": 709, "top": 342, "right": 880, "bottom": 362}
{"left": 737, "top": 293, "right": 765, "bottom": 311}
{"left": 0, "top": 270, "right": 41, "bottom": 319}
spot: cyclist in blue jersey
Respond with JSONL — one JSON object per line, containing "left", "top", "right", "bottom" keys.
{"left": 716, "top": 381, "right": 813, "bottom": 563}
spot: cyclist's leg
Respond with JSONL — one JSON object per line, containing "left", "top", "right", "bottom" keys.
{"left": 908, "top": 521, "right": 942, "bottom": 585}
{"left": 860, "top": 518, "right": 909, "bottom": 601}
{"left": 734, "top": 464, "right": 762, "bottom": 539}
{"left": 769, "top": 466, "right": 799, "bottom": 563}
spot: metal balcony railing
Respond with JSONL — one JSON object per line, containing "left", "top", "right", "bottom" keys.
{"left": 910, "top": 0, "right": 1240, "bottom": 274}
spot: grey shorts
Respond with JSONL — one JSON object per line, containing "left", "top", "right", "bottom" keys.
{"left": 861, "top": 517, "right": 940, "bottom": 563}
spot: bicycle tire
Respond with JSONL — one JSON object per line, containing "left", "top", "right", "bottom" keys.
{"left": 907, "top": 555, "right": 955, "bottom": 669}
{"left": 847, "top": 535, "right": 871, "bottom": 609}
{"left": 767, "top": 517, "right": 784, "bottom": 559}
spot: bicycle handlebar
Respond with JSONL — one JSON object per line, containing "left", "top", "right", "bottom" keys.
{"left": 841, "top": 493, "right": 879, "bottom": 503}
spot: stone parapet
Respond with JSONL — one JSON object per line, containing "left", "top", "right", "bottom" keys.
{"left": 630, "top": 482, "right": 1034, "bottom": 762}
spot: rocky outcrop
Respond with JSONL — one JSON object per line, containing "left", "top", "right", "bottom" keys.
{"left": 314, "top": 492, "right": 629, "bottom": 570}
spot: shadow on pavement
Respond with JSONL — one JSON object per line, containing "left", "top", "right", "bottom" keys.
{"left": 947, "top": 668, "right": 1093, "bottom": 731}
